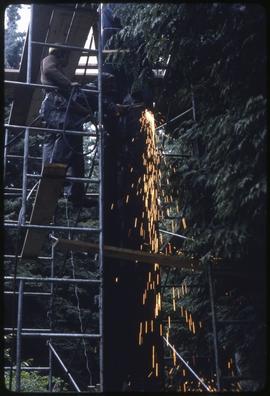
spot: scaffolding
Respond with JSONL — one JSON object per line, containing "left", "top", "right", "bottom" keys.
{"left": 4, "top": 3, "right": 104, "bottom": 392}
{"left": 3, "top": 3, "right": 262, "bottom": 393}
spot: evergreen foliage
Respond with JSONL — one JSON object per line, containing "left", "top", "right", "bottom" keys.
{"left": 110, "top": 3, "right": 267, "bottom": 391}
{"left": 4, "top": 5, "right": 25, "bottom": 68}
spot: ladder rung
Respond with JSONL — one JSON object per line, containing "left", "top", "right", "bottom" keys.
{"left": 4, "top": 222, "right": 100, "bottom": 233}
{"left": 31, "top": 41, "right": 98, "bottom": 55}
{"left": 5, "top": 328, "right": 51, "bottom": 332}
{"left": 103, "top": 49, "right": 130, "bottom": 53}
{"left": 4, "top": 366, "right": 50, "bottom": 371}
{"left": 4, "top": 291, "right": 51, "bottom": 296}
{"left": 4, "top": 276, "right": 100, "bottom": 284}
{"left": 21, "top": 332, "right": 101, "bottom": 338}
{"left": 26, "top": 174, "right": 100, "bottom": 183}
{"left": 4, "top": 254, "right": 52, "bottom": 260}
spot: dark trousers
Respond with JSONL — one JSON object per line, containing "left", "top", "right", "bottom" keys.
{"left": 42, "top": 127, "right": 85, "bottom": 204}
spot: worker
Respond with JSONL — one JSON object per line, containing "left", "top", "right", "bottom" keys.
{"left": 39, "top": 44, "right": 96, "bottom": 208}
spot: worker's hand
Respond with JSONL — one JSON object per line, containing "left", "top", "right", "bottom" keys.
{"left": 116, "top": 104, "right": 129, "bottom": 115}
{"left": 71, "top": 82, "right": 81, "bottom": 87}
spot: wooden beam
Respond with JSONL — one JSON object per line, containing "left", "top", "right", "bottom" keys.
{"left": 53, "top": 238, "right": 199, "bottom": 270}
{"left": 21, "top": 163, "right": 67, "bottom": 258}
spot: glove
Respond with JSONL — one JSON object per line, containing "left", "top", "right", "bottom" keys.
{"left": 71, "top": 82, "right": 81, "bottom": 87}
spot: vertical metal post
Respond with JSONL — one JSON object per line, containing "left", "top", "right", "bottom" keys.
{"left": 4, "top": 128, "right": 9, "bottom": 178}
{"left": 21, "top": 4, "right": 33, "bottom": 224}
{"left": 207, "top": 262, "right": 221, "bottom": 391}
{"left": 64, "top": 3, "right": 78, "bottom": 43}
{"left": 98, "top": 3, "right": 104, "bottom": 392}
{"left": 27, "top": 4, "right": 33, "bottom": 83}
{"left": 191, "top": 85, "right": 196, "bottom": 123}
{"left": 15, "top": 280, "right": 24, "bottom": 392}
{"left": 191, "top": 85, "right": 200, "bottom": 157}
{"left": 4, "top": 101, "right": 14, "bottom": 182}
{"left": 48, "top": 242, "right": 55, "bottom": 392}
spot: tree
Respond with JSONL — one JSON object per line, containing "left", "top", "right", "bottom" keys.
{"left": 5, "top": 4, "right": 25, "bottom": 68}
{"left": 110, "top": 3, "right": 267, "bottom": 391}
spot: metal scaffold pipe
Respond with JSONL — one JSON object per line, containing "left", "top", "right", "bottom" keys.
{"left": 5, "top": 80, "right": 99, "bottom": 94}
{"left": 31, "top": 40, "right": 98, "bottom": 55}
{"left": 21, "top": 332, "right": 100, "bottom": 338}
{"left": 98, "top": 3, "right": 104, "bottom": 392}
{"left": 48, "top": 342, "right": 81, "bottom": 392}
{"left": 163, "top": 337, "right": 212, "bottom": 392}
{"left": 15, "top": 280, "right": 24, "bottom": 392}
{"left": 4, "top": 222, "right": 100, "bottom": 233}
{"left": 208, "top": 262, "right": 221, "bottom": 391}
{"left": 4, "top": 124, "right": 97, "bottom": 137}
{"left": 4, "top": 276, "right": 100, "bottom": 284}
{"left": 26, "top": 174, "right": 99, "bottom": 183}
{"left": 21, "top": 4, "right": 34, "bottom": 226}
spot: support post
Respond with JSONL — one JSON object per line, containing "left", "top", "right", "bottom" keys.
{"left": 163, "top": 337, "right": 211, "bottom": 392}
{"left": 191, "top": 86, "right": 196, "bottom": 123}
{"left": 27, "top": 4, "right": 33, "bottom": 84}
{"left": 48, "top": 342, "right": 81, "bottom": 392}
{"left": 98, "top": 3, "right": 104, "bottom": 392}
{"left": 20, "top": 127, "right": 29, "bottom": 225}
{"left": 191, "top": 85, "right": 200, "bottom": 157}
{"left": 4, "top": 128, "right": 9, "bottom": 178}
{"left": 15, "top": 280, "right": 24, "bottom": 392}
{"left": 48, "top": 241, "right": 55, "bottom": 392}
{"left": 208, "top": 262, "right": 221, "bottom": 391}
{"left": 21, "top": 3, "right": 33, "bottom": 225}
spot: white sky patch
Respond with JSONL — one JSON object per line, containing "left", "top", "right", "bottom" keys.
{"left": 17, "top": 4, "right": 30, "bottom": 32}
{"left": 5, "top": 4, "right": 30, "bottom": 32}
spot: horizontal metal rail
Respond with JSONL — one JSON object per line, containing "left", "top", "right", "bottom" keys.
{"left": 159, "top": 229, "right": 194, "bottom": 241}
{"left": 5, "top": 80, "right": 99, "bottom": 94}
{"left": 4, "top": 188, "right": 99, "bottom": 194}
{"left": 4, "top": 254, "right": 52, "bottom": 260}
{"left": 32, "top": 40, "right": 98, "bottom": 55}
{"left": 4, "top": 291, "right": 51, "bottom": 296}
{"left": 31, "top": 41, "right": 128, "bottom": 55}
{"left": 5, "top": 328, "right": 51, "bottom": 332}
{"left": 4, "top": 276, "right": 100, "bottom": 284}
{"left": 26, "top": 173, "right": 99, "bottom": 183}
{"left": 163, "top": 337, "right": 212, "bottom": 392}
{"left": 156, "top": 107, "right": 193, "bottom": 131}
{"left": 5, "top": 124, "right": 96, "bottom": 137}
{"left": 21, "top": 332, "right": 100, "bottom": 338}
{"left": 6, "top": 154, "right": 43, "bottom": 160}
{"left": 162, "top": 153, "right": 192, "bottom": 158}
{"left": 4, "top": 366, "right": 50, "bottom": 371}
{"left": 4, "top": 223, "right": 100, "bottom": 232}
{"left": 4, "top": 187, "right": 35, "bottom": 192}
{"left": 4, "top": 193, "right": 22, "bottom": 197}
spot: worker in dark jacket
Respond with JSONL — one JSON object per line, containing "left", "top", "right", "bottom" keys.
{"left": 40, "top": 44, "right": 95, "bottom": 208}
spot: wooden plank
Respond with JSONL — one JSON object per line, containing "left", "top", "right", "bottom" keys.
{"left": 53, "top": 238, "right": 199, "bottom": 270}
{"left": 21, "top": 163, "right": 67, "bottom": 258}
{"left": 8, "top": 4, "right": 98, "bottom": 128}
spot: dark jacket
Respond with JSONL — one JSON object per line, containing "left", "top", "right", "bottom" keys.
{"left": 40, "top": 54, "right": 90, "bottom": 116}
{"left": 40, "top": 54, "right": 71, "bottom": 94}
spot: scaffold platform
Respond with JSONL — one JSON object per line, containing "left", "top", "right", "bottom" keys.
{"left": 21, "top": 163, "right": 67, "bottom": 258}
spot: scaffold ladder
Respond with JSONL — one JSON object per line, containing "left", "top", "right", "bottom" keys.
{"left": 4, "top": 3, "right": 105, "bottom": 392}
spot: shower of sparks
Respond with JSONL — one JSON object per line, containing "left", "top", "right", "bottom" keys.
{"left": 133, "top": 109, "right": 163, "bottom": 378}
